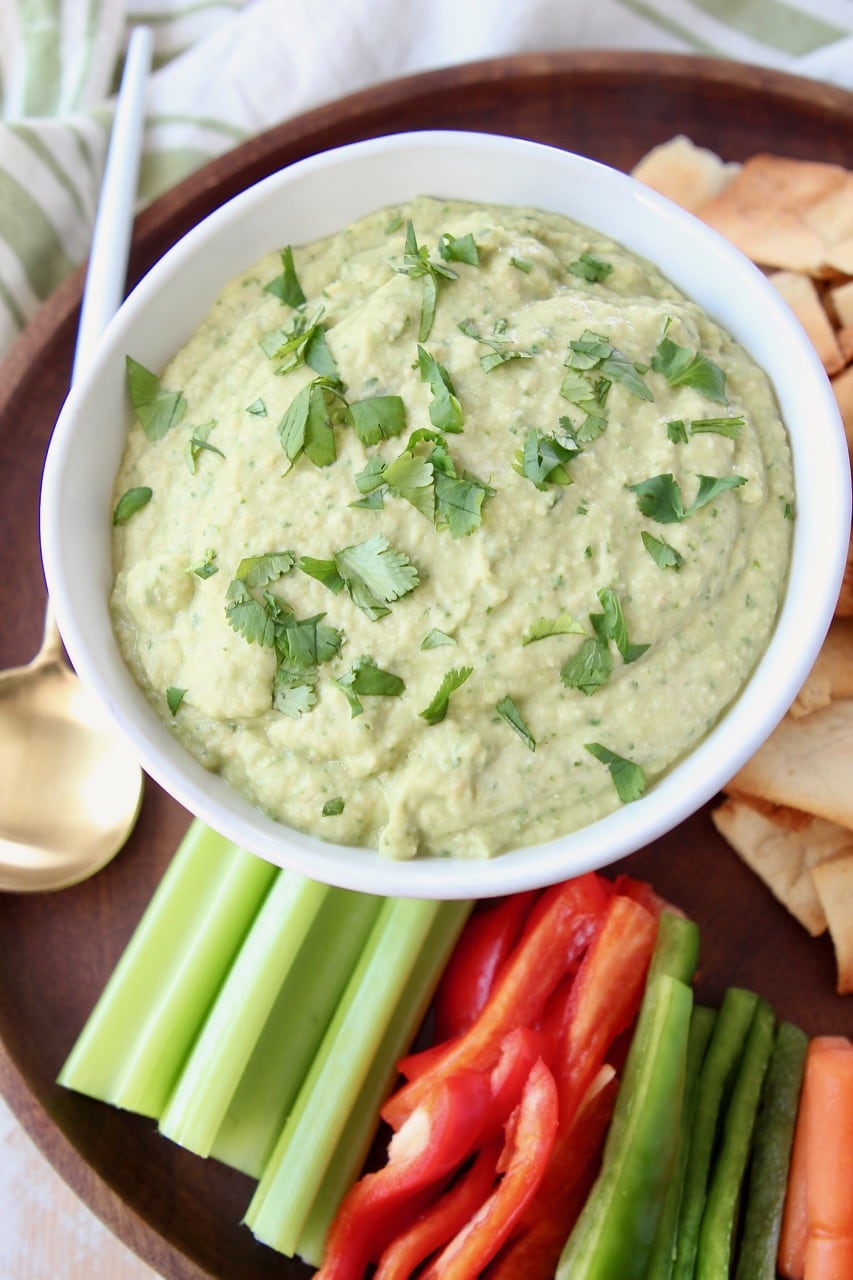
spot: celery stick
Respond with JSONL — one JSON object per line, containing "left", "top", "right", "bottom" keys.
{"left": 209, "top": 885, "right": 384, "bottom": 1177}
{"left": 296, "top": 898, "right": 472, "bottom": 1267}
{"left": 158, "top": 871, "right": 332, "bottom": 1155}
{"left": 245, "top": 895, "right": 471, "bottom": 1258}
{"left": 58, "top": 821, "right": 277, "bottom": 1117}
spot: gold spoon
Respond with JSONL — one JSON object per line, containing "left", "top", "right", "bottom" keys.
{"left": 0, "top": 28, "right": 153, "bottom": 893}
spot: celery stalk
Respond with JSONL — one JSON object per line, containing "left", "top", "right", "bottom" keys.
{"left": 295, "top": 897, "right": 472, "bottom": 1266}
{"left": 208, "top": 884, "right": 384, "bottom": 1177}
{"left": 244, "top": 895, "right": 472, "bottom": 1258}
{"left": 58, "top": 821, "right": 277, "bottom": 1117}
{"left": 158, "top": 870, "right": 332, "bottom": 1155}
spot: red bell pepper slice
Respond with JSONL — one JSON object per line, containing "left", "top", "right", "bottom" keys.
{"left": 486, "top": 1065, "right": 619, "bottom": 1280}
{"left": 382, "top": 871, "right": 609, "bottom": 1131}
{"left": 418, "top": 1056, "right": 560, "bottom": 1280}
{"left": 493, "top": 894, "right": 657, "bottom": 1276}
{"left": 373, "top": 1141, "right": 501, "bottom": 1280}
{"left": 432, "top": 889, "right": 541, "bottom": 1042}
{"left": 315, "top": 1068, "right": 492, "bottom": 1280}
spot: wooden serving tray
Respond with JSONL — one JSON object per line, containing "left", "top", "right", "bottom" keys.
{"left": 1, "top": 51, "right": 851, "bottom": 1280}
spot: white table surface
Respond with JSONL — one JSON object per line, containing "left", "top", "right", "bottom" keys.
{"left": 1, "top": 1091, "right": 159, "bottom": 1279}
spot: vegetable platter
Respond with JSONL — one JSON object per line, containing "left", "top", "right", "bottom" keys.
{"left": 1, "top": 51, "right": 852, "bottom": 1280}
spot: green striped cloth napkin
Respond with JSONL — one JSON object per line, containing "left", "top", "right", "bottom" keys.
{"left": 1, "top": 0, "right": 851, "bottom": 361}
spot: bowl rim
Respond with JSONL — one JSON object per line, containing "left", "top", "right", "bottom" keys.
{"left": 40, "top": 129, "right": 852, "bottom": 899}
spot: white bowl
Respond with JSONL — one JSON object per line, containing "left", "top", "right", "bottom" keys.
{"left": 40, "top": 131, "right": 851, "bottom": 900}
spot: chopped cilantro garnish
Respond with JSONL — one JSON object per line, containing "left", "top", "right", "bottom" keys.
{"left": 514, "top": 429, "right": 577, "bottom": 490}
{"left": 186, "top": 421, "right": 224, "bottom": 473}
{"left": 273, "top": 665, "right": 318, "bottom": 718}
{"left": 438, "top": 231, "right": 479, "bottom": 265}
{"left": 567, "top": 251, "right": 613, "bottom": 283}
{"left": 641, "top": 531, "right": 685, "bottom": 571}
{"left": 419, "top": 666, "right": 473, "bottom": 725}
{"left": 113, "top": 485, "right": 152, "bottom": 526}
{"left": 496, "top": 695, "right": 536, "bottom": 751}
{"left": 166, "top": 686, "right": 186, "bottom": 715}
{"left": 458, "top": 317, "right": 534, "bottom": 371}
{"left": 233, "top": 552, "right": 295, "bottom": 588}
{"left": 522, "top": 612, "right": 585, "bottom": 645}
{"left": 356, "top": 447, "right": 435, "bottom": 521}
{"left": 590, "top": 587, "right": 649, "bottom": 664}
{"left": 246, "top": 398, "right": 267, "bottom": 416}
{"left": 651, "top": 327, "right": 727, "bottom": 404}
{"left": 566, "top": 330, "right": 652, "bottom": 402}
{"left": 420, "top": 628, "right": 456, "bottom": 650}
{"left": 667, "top": 419, "right": 689, "bottom": 444}
{"left": 689, "top": 416, "right": 745, "bottom": 438}
{"left": 430, "top": 441, "right": 493, "bottom": 537}
{"left": 349, "top": 395, "right": 407, "bottom": 446}
{"left": 126, "top": 356, "right": 187, "bottom": 441}
{"left": 322, "top": 797, "right": 345, "bottom": 816}
{"left": 560, "top": 636, "right": 613, "bottom": 696}
{"left": 333, "top": 656, "right": 405, "bottom": 717}
{"left": 417, "top": 346, "right": 464, "bottom": 433}
{"left": 394, "top": 221, "right": 459, "bottom": 341}
{"left": 509, "top": 257, "right": 533, "bottom": 273}
{"left": 278, "top": 376, "right": 348, "bottom": 468}
{"left": 585, "top": 742, "right": 646, "bottom": 803}
{"left": 260, "top": 308, "right": 337, "bottom": 378}
{"left": 628, "top": 472, "right": 747, "bottom": 523}
{"left": 263, "top": 246, "right": 306, "bottom": 308}
{"left": 300, "top": 534, "right": 419, "bottom": 621}
{"left": 190, "top": 551, "right": 218, "bottom": 580}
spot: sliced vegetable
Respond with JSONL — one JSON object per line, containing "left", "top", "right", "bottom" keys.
{"left": 802, "top": 1036, "right": 853, "bottom": 1280}
{"left": 382, "top": 872, "right": 610, "bottom": 1130}
{"left": 696, "top": 997, "right": 776, "bottom": 1279}
{"left": 734, "top": 1020, "right": 808, "bottom": 1280}
{"left": 419, "top": 1057, "right": 560, "bottom": 1280}
{"left": 672, "top": 986, "right": 761, "bottom": 1280}
{"left": 431, "top": 890, "right": 540, "bottom": 1042}
{"left": 58, "top": 822, "right": 277, "bottom": 1117}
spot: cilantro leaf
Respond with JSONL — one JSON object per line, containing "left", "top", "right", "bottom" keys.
{"left": 419, "top": 666, "right": 473, "bottom": 725}
{"left": 246, "top": 399, "right": 267, "bottom": 416}
{"left": 233, "top": 552, "right": 295, "bottom": 588}
{"left": 689, "top": 473, "right": 747, "bottom": 511}
{"left": 522, "top": 612, "right": 585, "bottom": 645}
{"left": 278, "top": 377, "right": 348, "bottom": 468}
{"left": 186, "top": 421, "right": 223, "bottom": 473}
{"left": 349, "top": 395, "right": 407, "bottom": 446}
{"left": 224, "top": 579, "right": 277, "bottom": 646}
{"left": 689, "top": 415, "right": 745, "bottom": 439}
{"left": 420, "top": 628, "right": 456, "bottom": 650}
{"left": 322, "top": 797, "right": 345, "bottom": 816}
{"left": 276, "top": 610, "right": 343, "bottom": 670}
{"left": 190, "top": 551, "right": 218, "bottom": 579}
{"left": 263, "top": 246, "right": 306, "bottom": 307}
{"left": 560, "top": 637, "right": 613, "bottom": 696}
{"left": 496, "top": 695, "right": 536, "bottom": 751}
{"left": 590, "top": 587, "right": 649, "bottom": 664}
{"left": 113, "top": 485, "right": 152, "bottom": 525}
{"left": 567, "top": 251, "right": 613, "bottom": 283}
{"left": 667, "top": 420, "right": 689, "bottom": 444}
{"left": 272, "top": 665, "right": 318, "bottom": 718}
{"left": 514, "top": 429, "right": 577, "bottom": 490}
{"left": 333, "top": 656, "right": 405, "bottom": 717}
{"left": 126, "top": 356, "right": 187, "bottom": 441}
{"left": 458, "top": 317, "right": 534, "bottom": 371}
{"left": 429, "top": 443, "right": 493, "bottom": 537}
{"left": 417, "top": 346, "right": 464, "bottom": 433}
{"left": 260, "top": 309, "right": 338, "bottom": 378}
{"left": 166, "top": 686, "right": 186, "bottom": 715}
{"left": 438, "top": 232, "right": 479, "bottom": 265}
{"left": 395, "top": 221, "right": 458, "bottom": 341}
{"left": 641, "top": 531, "right": 684, "bottom": 571}
{"left": 627, "top": 473, "right": 685, "bottom": 524}
{"left": 585, "top": 742, "right": 646, "bottom": 803}
{"left": 651, "top": 333, "right": 727, "bottom": 404}
{"left": 302, "top": 535, "right": 419, "bottom": 621}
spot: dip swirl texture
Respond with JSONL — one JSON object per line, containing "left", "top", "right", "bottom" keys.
{"left": 111, "top": 197, "right": 794, "bottom": 860}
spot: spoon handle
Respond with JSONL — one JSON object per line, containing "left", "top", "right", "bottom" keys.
{"left": 72, "top": 26, "right": 153, "bottom": 381}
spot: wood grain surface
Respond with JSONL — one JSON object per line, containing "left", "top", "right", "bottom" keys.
{"left": 1, "top": 52, "right": 851, "bottom": 1280}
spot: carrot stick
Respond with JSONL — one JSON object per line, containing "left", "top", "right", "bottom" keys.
{"left": 803, "top": 1037, "right": 853, "bottom": 1280}
{"left": 778, "top": 1036, "right": 852, "bottom": 1280}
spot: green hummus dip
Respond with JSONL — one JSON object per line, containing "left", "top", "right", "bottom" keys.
{"left": 110, "top": 197, "right": 793, "bottom": 860}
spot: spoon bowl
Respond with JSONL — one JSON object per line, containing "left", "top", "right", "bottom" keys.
{"left": 0, "top": 613, "right": 143, "bottom": 892}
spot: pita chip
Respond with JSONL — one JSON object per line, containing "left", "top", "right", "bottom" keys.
{"left": 790, "top": 617, "right": 853, "bottom": 717}
{"left": 631, "top": 135, "right": 739, "bottom": 214}
{"left": 727, "top": 700, "right": 853, "bottom": 829}
{"left": 829, "top": 278, "right": 853, "bottom": 329}
{"left": 769, "top": 270, "right": 846, "bottom": 374}
{"left": 699, "top": 153, "right": 853, "bottom": 277}
{"left": 712, "top": 796, "right": 853, "bottom": 935}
